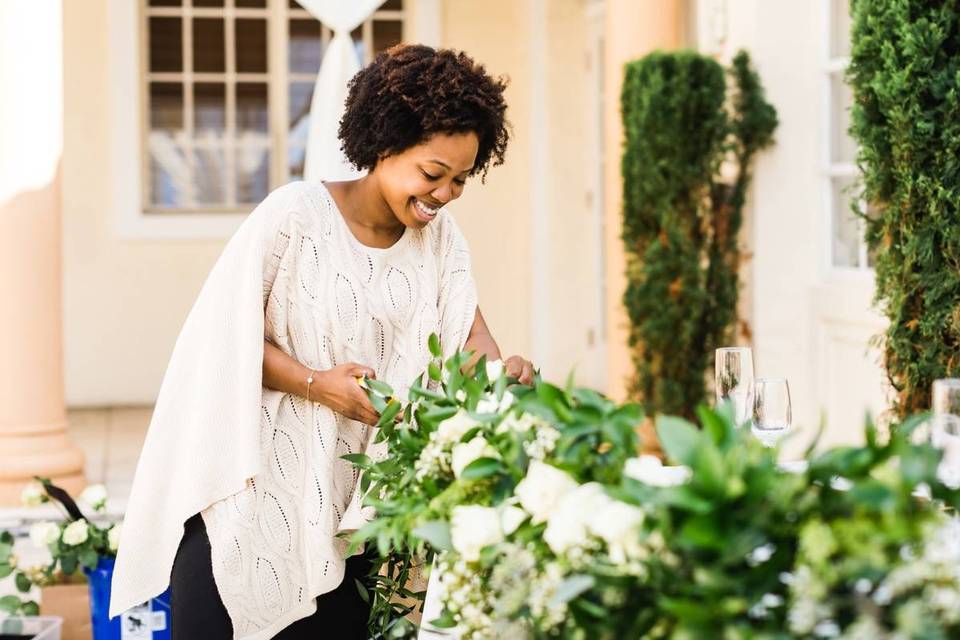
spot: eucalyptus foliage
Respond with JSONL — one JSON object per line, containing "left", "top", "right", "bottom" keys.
{"left": 847, "top": 0, "right": 960, "bottom": 416}
{"left": 351, "top": 338, "right": 960, "bottom": 639}
{"left": 620, "top": 50, "right": 777, "bottom": 418}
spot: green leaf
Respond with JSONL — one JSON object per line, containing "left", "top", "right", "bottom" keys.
{"left": 0, "top": 543, "right": 11, "bottom": 564}
{"left": 656, "top": 416, "right": 702, "bottom": 466}
{"left": 80, "top": 549, "right": 99, "bottom": 570}
{"left": 14, "top": 572, "right": 31, "bottom": 593}
{"left": 409, "top": 385, "right": 447, "bottom": 402}
{"left": 428, "top": 609, "right": 457, "bottom": 629}
{"left": 0, "top": 564, "right": 13, "bottom": 579}
{"left": 412, "top": 521, "right": 452, "bottom": 551}
{"left": 355, "top": 578, "right": 370, "bottom": 604}
{"left": 369, "top": 393, "right": 387, "bottom": 414}
{"left": 0, "top": 595, "right": 22, "bottom": 614}
{"left": 21, "top": 601, "right": 39, "bottom": 616}
{"left": 428, "top": 333, "right": 442, "bottom": 358}
{"left": 366, "top": 378, "right": 394, "bottom": 398}
{"left": 550, "top": 574, "right": 595, "bottom": 605}
{"left": 341, "top": 453, "right": 373, "bottom": 468}
{"left": 428, "top": 362, "right": 442, "bottom": 382}
{"left": 60, "top": 554, "right": 78, "bottom": 575}
{"left": 376, "top": 399, "right": 402, "bottom": 428}
{"left": 460, "top": 457, "right": 503, "bottom": 480}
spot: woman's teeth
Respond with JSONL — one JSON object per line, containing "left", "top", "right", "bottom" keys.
{"left": 414, "top": 199, "right": 439, "bottom": 218}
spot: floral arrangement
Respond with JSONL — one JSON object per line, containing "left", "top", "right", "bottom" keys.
{"left": 349, "top": 338, "right": 960, "bottom": 639}
{"left": 0, "top": 480, "right": 122, "bottom": 616}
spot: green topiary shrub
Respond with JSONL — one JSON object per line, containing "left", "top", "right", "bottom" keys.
{"left": 848, "top": 1, "right": 960, "bottom": 417}
{"left": 620, "top": 50, "right": 777, "bottom": 418}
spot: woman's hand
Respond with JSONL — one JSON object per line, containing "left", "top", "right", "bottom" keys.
{"left": 504, "top": 355, "right": 535, "bottom": 385}
{"left": 312, "top": 363, "right": 381, "bottom": 426}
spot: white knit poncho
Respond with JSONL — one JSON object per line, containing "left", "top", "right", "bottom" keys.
{"left": 109, "top": 181, "right": 478, "bottom": 639}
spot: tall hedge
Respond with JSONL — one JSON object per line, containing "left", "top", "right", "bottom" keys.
{"left": 621, "top": 50, "right": 777, "bottom": 418}
{"left": 848, "top": 1, "right": 960, "bottom": 417}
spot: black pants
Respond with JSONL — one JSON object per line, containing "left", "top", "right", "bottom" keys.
{"left": 170, "top": 514, "right": 372, "bottom": 639}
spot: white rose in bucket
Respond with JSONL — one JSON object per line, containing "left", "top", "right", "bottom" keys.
{"left": 514, "top": 461, "right": 578, "bottom": 524}
{"left": 79, "top": 484, "right": 109, "bottom": 512}
{"left": 20, "top": 482, "right": 47, "bottom": 507}
{"left": 108, "top": 523, "right": 123, "bottom": 552}
{"left": 450, "top": 505, "right": 503, "bottom": 561}
{"left": 29, "top": 521, "right": 61, "bottom": 548}
{"left": 451, "top": 436, "right": 499, "bottom": 478}
{"left": 62, "top": 519, "right": 90, "bottom": 546}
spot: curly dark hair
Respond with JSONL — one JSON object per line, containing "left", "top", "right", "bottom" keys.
{"left": 338, "top": 44, "right": 510, "bottom": 181}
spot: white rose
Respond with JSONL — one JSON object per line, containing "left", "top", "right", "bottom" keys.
{"left": 108, "top": 523, "right": 122, "bottom": 552}
{"left": 476, "top": 390, "right": 515, "bottom": 415}
{"left": 499, "top": 505, "right": 528, "bottom": 535}
{"left": 436, "top": 410, "right": 478, "bottom": 445}
{"left": 20, "top": 483, "right": 47, "bottom": 507}
{"left": 79, "top": 484, "right": 109, "bottom": 512}
{"left": 485, "top": 359, "right": 504, "bottom": 381}
{"left": 588, "top": 500, "right": 645, "bottom": 563}
{"left": 62, "top": 519, "right": 90, "bottom": 546}
{"left": 29, "top": 521, "right": 61, "bottom": 548}
{"left": 451, "top": 436, "right": 499, "bottom": 478}
{"left": 514, "top": 461, "right": 578, "bottom": 524}
{"left": 450, "top": 505, "right": 503, "bottom": 562}
{"left": 544, "top": 482, "right": 611, "bottom": 554}
{"left": 623, "top": 455, "right": 692, "bottom": 487}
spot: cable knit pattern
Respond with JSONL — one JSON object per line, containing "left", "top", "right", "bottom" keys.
{"left": 200, "top": 182, "right": 478, "bottom": 639}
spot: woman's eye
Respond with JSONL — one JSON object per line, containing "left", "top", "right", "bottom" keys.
{"left": 454, "top": 179, "right": 466, "bottom": 186}
{"left": 422, "top": 171, "right": 440, "bottom": 180}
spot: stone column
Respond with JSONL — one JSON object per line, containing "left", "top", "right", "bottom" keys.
{"left": 603, "top": 0, "right": 688, "bottom": 402}
{"left": 0, "top": 0, "right": 85, "bottom": 505}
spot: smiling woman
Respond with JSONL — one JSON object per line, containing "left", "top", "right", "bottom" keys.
{"left": 111, "top": 43, "right": 533, "bottom": 640}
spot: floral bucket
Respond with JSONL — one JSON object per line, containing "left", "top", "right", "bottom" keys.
{"left": 84, "top": 557, "right": 170, "bottom": 640}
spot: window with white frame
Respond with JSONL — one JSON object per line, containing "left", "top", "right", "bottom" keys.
{"left": 825, "top": 0, "right": 871, "bottom": 269}
{"left": 143, "top": 0, "right": 404, "bottom": 213}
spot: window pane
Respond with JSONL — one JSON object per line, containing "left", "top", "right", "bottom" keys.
{"left": 149, "top": 17, "right": 183, "bottom": 72}
{"left": 373, "top": 20, "right": 402, "bottom": 54}
{"left": 832, "top": 177, "right": 861, "bottom": 267}
{"left": 193, "top": 0, "right": 224, "bottom": 6}
{"left": 148, "top": 0, "right": 181, "bottom": 6}
{"left": 237, "top": 83, "right": 268, "bottom": 134}
{"left": 194, "top": 147, "right": 226, "bottom": 204}
{"left": 381, "top": 0, "right": 403, "bottom": 9}
{"left": 237, "top": 147, "right": 270, "bottom": 203}
{"left": 289, "top": 19, "right": 322, "bottom": 74}
{"left": 830, "top": 0, "right": 852, "bottom": 59}
{"left": 289, "top": 0, "right": 301, "bottom": 8}
{"left": 149, "top": 143, "right": 189, "bottom": 207}
{"left": 830, "top": 72, "right": 857, "bottom": 163}
{"left": 236, "top": 0, "right": 267, "bottom": 6}
{"left": 194, "top": 83, "right": 226, "bottom": 132}
{"left": 193, "top": 18, "right": 225, "bottom": 72}
{"left": 289, "top": 82, "right": 314, "bottom": 147}
{"left": 288, "top": 145, "right": 306, "bottom": 181}
{"left": 236, "top": 18, "right": 268, "bottom": 73}
{"left": 149, "top": 83, "right": 183, "bottom": 131}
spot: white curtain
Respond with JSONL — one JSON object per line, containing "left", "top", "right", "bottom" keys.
{"left": 295, "top": 0, "right": 387, "bottom": 182}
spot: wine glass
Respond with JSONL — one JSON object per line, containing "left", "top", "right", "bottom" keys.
{"left": 752, "top": 378, "right": 792, "bottom": 447}
{"left": 715, "top": 347, "right": 755, "bottom": 425}
{"left": 931, "top": 379, "right": 960, "bottom": 483}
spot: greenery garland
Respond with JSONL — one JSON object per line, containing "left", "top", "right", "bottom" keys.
{"left": 847, "top": 0, "right": 960, "bottom": 416}
{"left": 620, "top": 50, "right": 777, "bottom": 418}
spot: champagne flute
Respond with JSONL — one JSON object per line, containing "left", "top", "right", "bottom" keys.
{"left": 715, "top": 347, "right": 755, "bottom": 425}
{"left": 752, "top": 378, "right": 792, "bottom": 447}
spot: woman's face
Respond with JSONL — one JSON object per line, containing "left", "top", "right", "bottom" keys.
{"left": 374, "top": 131, "right": 479, "bottom": 229}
